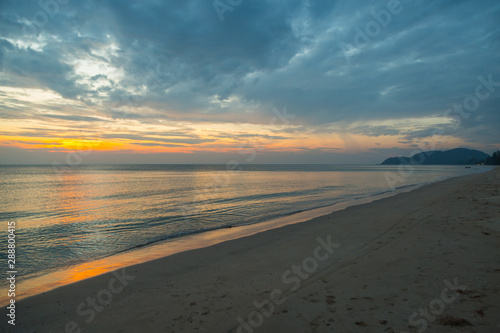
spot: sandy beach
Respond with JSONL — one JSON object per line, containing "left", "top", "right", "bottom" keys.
{"left": 4, "top": 167, "right": 500, "bottom": 333}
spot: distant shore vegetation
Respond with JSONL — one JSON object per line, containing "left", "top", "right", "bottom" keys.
{"left": 484, "top": 151, "right": 500, "bottom": 165}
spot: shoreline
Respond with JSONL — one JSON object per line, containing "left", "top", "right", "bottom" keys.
{"left": 0, "top": 173, "right": 433, "bottom": 306}
{"left": 3, "top": 167, "right": 500, "bottom": 332}
{"left": 2, "top": 166, "right": 489, "bottom": 306}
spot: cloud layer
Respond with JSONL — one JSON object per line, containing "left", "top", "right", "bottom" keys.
{"left": 1, "top": 0, "right": 499, "bottom": 163}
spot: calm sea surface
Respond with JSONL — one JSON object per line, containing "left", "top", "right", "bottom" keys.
{"left": 0, "top": 164, "right": 488, "bottom": 285}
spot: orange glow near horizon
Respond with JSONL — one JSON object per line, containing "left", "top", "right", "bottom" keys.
{"left": 0, "top": 130, "right": 470, "bottom": 156}
{"left": 0, "top": 136, "right": 123, "bottom": 151}
{"left": 0, "top": 83, "right": 475, "bottom": 159}
{"left": 0, "top": 108, "right": 477, "bottom": 159}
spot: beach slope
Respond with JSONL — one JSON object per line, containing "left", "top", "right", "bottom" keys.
{"left": 6, "top": 168, "right": 500, "bottom": 332}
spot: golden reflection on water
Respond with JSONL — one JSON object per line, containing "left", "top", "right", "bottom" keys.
{"left": 0, "top": 187, "right": 414, "bottom": 306}
{"left": 63, "top": 263, "right": 111, "bottom": 283}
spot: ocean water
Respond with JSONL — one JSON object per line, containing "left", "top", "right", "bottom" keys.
{"left": 0, "top": 164, "right": 487, "bottom": 286}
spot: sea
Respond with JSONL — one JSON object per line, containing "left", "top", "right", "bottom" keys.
{"left": 0, "top": 164, "right": 491, "bottom": 301}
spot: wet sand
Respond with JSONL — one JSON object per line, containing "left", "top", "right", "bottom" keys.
{"left": 4, "top": 167, "right": 500, "bottom": 332}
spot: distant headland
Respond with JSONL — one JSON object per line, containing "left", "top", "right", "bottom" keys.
{"left": 381, "top": 148, "right": 499, "bottom": 165}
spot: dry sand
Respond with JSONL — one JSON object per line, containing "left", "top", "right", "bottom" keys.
{"left": 3, "top": 167, "right": 500, "bottom": 333}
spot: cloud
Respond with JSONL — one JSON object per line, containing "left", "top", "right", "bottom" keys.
{"left": 1, "top": 0, "right": 499, "bottom": 163}
{"left": 42, "top": 114, "right": 106, "bottom": 122}
{"left": 103, "top": 134, "right": 214, "bottom": 145}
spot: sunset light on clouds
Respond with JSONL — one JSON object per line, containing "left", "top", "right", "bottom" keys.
{"left": 1, "top": 0, "right": 499, "bottom": 164}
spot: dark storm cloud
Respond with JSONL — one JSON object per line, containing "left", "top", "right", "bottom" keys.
{"left": 1, "top": 0, "right": 499, "bottom": 146}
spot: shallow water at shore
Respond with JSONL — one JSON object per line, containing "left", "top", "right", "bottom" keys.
{"left": 0, "top": 164, "right": 490, "bottom": 298}
{"left": 1, "top": 183, "right": 425, "bottom": 304}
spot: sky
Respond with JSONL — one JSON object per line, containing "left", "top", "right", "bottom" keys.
{"left": 1, "top": 0, "right": 499, "bottom": 164}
